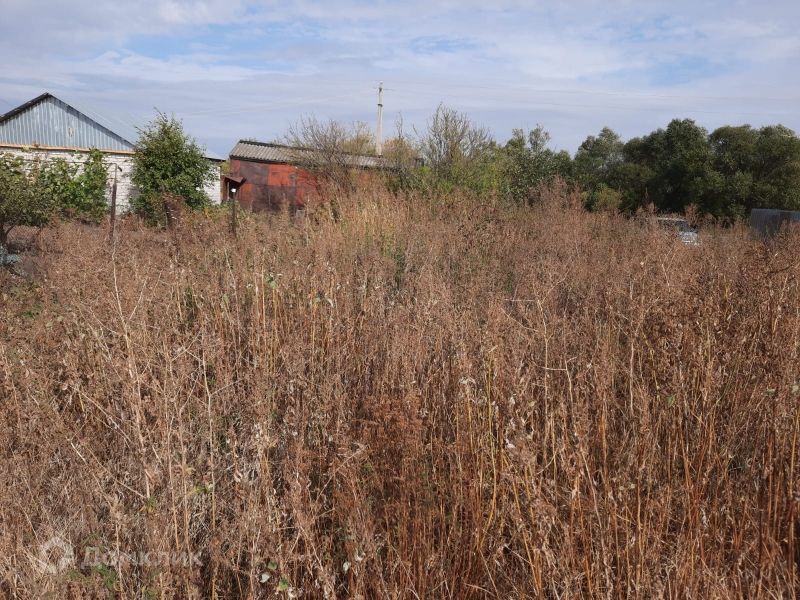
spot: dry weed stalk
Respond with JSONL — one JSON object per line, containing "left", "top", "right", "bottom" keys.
{"left": 0, "top": 185, "right": 798, "bottom": 598}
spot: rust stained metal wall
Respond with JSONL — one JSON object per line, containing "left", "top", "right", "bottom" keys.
{"left": 228, "top": 158, "right": 318, "bottom": 212}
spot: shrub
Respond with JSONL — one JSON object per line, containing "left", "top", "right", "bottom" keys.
{"left": 40, "top": 149, "right": 108, "bottom": 223}
{"left": 0, "top": 153, "right": 56, "bottom": 248}
{"left": 131, "top": 113, "right": 216, "bottom": 222}
{"left": 587, "top": 183, "right": 622, "bottom": 213}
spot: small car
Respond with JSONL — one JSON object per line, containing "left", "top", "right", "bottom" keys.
{"left": 652, "top": 217, "right": 699, "bottom": 246}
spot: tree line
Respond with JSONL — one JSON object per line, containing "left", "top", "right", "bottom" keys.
{"left": 2, "top": 106, "right": 797, "bottom": 250}
{"left": 378, "top": 105, "right": 800, "bottom": 221}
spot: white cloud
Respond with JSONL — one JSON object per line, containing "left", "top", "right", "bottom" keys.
{"left": 1, "top": 0, "right": 798, "bottom": 155}
{"left": 71, "top": 50, "right": 265, "bottom": 83}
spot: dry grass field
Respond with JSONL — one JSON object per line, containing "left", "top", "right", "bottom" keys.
{"left": 0, "top": 184, "right": 798, "bottom": 598}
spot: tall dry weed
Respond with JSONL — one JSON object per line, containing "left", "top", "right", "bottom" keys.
{"left": 0, "top": 186, "right": 798, "bottom": 598}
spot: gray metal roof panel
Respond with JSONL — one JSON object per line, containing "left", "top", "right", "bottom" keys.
{"left": 54, "top": 93, "right": 141, "bottom": 147}
{"left": 0, "top": 94, "right": 135, "bottom": 151}
{"left": 0, "top": 93, "right": 222, "bottom": 160}
{"left": 230, "top": 140, "right": 385, "bottom": 169}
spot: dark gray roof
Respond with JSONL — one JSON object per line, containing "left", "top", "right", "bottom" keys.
{"left": 230, "top": 140, "right": 385, "bottom": 169}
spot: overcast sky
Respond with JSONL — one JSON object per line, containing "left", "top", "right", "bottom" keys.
{"left": 1, "top": 0, "right": 798, "bottom": 156}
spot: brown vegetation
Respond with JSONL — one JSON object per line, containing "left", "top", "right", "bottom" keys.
{"left": 0, "top": 184, "right": 798, "bottom": 598}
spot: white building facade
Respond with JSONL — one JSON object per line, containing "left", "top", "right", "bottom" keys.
{"left": 0, "top": 93, "right": 222, "bottom": 212}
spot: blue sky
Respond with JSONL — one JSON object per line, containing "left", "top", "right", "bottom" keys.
{"left": 0, "top": 0, "right": 798, "bottom": 156}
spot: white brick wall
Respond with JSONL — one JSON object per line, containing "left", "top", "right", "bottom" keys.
{"left": 0, "top": 146, "right": 222, "bottom": 212}
{"left": 203, "top": 170, "right": 222, "bottom": 205}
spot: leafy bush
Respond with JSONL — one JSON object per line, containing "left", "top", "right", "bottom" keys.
{"left": 71, "top": 149, "right": 109, "bottom": 222}
{"left": 0, "top": 149, "right": 110, "bottom": 249}
{"left": 586, "top": 183, "right": 622, "bottom": 212}
{"left": 39, "top": 149, "right": 108, "bottom": 223}
{"left": 131, "top": 113, "right": 216, "bottom": 222}
{"left": 0, "top": 154, "right": 56, "bottom": 248}
{"left": 500, "top": 126, "right": 573, "bottom": 203}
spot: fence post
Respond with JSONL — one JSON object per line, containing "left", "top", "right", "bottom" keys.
{"left": 109, "top": 165, "right": 119, "bottom": 242}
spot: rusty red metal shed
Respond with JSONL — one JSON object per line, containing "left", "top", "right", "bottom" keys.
{"left": 227, "top": 140, "right": 385, "bottom": 212}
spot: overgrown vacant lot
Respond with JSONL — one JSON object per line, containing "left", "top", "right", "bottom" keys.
{"left": 0, "top": 186, "right": 798, "bottom": 598}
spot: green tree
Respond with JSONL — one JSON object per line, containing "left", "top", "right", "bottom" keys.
{"left": 704, "top": 124, "right": 800, "bottom": 217}
{"left": 619, "top": 119, "right": 715, "bottom": 214}
{"left": 0, "top": 154, "right": 56, "bottom": 248}
{"left": 500, "top": 126, "right": 572, "bottom": 204}
{"left": 613, "top": 160, "right": 655, "bottom": 213}
{"left": 131, "top": 113, "right": 215, "bottom": 220}
{"left": 415, "top": 103, "right": 498, "bottom": 194}
{"left": 562, "top": 119, "right": 800, "bottom": 220}
{"left": 705, "top": 125, "right": 758, "bottom": 219}
{"left": 573, "top": 128, "right": 622, "bottom": 195}
{"left": 750, "top": 125, "right": 800, "bottom": 210}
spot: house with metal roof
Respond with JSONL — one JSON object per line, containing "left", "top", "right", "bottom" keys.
{"left": 0, "top": 92, "right": 222, "bottom": 210}
{"left": 227, "top": 140, "right": 386, "bottom": 212}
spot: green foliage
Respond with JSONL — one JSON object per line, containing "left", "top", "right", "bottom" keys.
{"left": 385, "top": 102, "right": 800, "bottom": 220}
{"left": 73, "top": 149, "right": 109, "bottom": 222}
{"left": 0, "top": 149, "right": 109, "bottom": 249}
{"left": 574, "top": 127, "right": 624, "bottom": 193}
{"left": 574, "top": 119, "right": 800, "bottom": 220}
{"left": 414, "top": 104, "right": 500, "bottom": 195}
{"left": 411, "top": 117, "right": 574, "bottom": 202}
{"left": 499, "top": 126, "right": 573, "bottom": 204}
{"left": 623, "top": 119, "right": 715, "bottom": 213}
{"left": 0, "top": 153, "right": 56, "bottom": 247}
{"left": 39, "top": 149, "right": 109, "bottom": 223}
{"left": 131, "top": 113, "right": 216, "bottom": 221}
{"left": 749, "top": 125, "right": 800, "bottom": 210}
{"left": 587, "top": 183, "right": 622, "bottom": 213}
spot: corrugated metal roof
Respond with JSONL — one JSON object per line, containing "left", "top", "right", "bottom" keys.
{"left": 0, "top": 92, "right": 223, "bottom": 160}
{"left": 56, "top": 93, "right": 142, "bottom": 149}
{"left": 230, "top": 140, "right": 386, "bottom": 169}
{"left": 0, "top": 93, "right": 136, "bottom": 151}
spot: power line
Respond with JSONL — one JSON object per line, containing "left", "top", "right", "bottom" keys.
{"left": 163, "top": 72, "right": 800, "bottom": 126}
{"left": 389, "top": 79, "right": 800, "bottom": 104}
{"left": 180, "top": 92, "right": 358, "bottom": 117}
{"left": 202, "top": 73, "right": 799, "bottom": 104}
{"left": 385, "top": 87, "right": 796, "bottom": 119}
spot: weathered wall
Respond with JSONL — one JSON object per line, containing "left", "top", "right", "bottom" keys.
{"left": 228, "top": 158, "right": 319, "bottom": 212}
{"left": 0, "top": 145, "right": 222, "bottom": 212}
{"left": 203, "top": 170, "right": 222, "bottom": 205}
